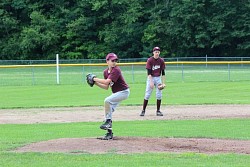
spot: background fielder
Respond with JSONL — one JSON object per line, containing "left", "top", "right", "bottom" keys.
{"left": 140, "top": 46, "right": 166, "bottom": 116}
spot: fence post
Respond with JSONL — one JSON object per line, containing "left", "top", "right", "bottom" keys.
{"left": 30, "top": 60, "right": 35, "bottom": 85}
{"left": 228, "top": 63, "right": 230, "bottom": 81}
{"left": 56, "top": 54, "right": 60, "bottom": 84}
{"left": 182, "top": 63, "right": 184, "bottom": 81}
{"left": 32, "top": 67, "right": 35, "bottom": 85}
{"left": 82, "top": 66, "right": 85, "bottom": 83}
{"left": 131, "top": 64, "right": 134, "bottom": 83}
{"left": 206, "top": 54, "right": 208, "bottom": 68}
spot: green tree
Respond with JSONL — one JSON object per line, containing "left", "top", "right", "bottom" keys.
{"left": 0, "top": 0, "right": 26, "bottom": 59}
{"left": 0, "top": 0, "right": 249, "bottom": 60}
{"left": 19, "top": 11, "right": 60, "bottom": 59}
{"left": 63, "top": 0, "right": 146, "bottom": 59}
{"left": 156, "top": 0, "right": 250, "bottom": 57}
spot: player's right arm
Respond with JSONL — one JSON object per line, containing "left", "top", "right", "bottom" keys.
{"left": 93, "top": 78, "right": 111, "bottom": 90}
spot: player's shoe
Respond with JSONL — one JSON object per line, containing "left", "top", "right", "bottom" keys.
{"left": 140, "top": 110, "right": 145, "bottom": 116}
{"left": 156, "top": 110, "right": 163, "bottom": 116}
{"left": 97, "top": 132, "right": 113, "bottom": 140}
{"left": 100, "top": 120, "right": 112, "bottom": 130}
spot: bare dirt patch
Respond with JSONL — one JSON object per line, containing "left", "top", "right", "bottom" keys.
{"left": 1, "top": 105, "right": 250, "bottom": 154}
{"left": 14, "top": 137, "right": 250, "bottom": 154}
{"left": 1, "top": 105, "right": 250, "bottom": 124}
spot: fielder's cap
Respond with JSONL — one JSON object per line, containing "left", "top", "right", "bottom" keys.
{"left": 106, "top": 53, "right": 118, "bottom": 61}
{"left": 153, "top": 46, "right": 161, "bottom": 52}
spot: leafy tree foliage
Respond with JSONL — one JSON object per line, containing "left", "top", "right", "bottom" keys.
{"left": 0, "top": 0, "right": 249, "bottom": 60}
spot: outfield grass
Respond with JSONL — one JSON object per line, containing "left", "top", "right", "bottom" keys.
{"left": 1, "top": 64, "right": 250, "bottom": 86}
{"left": 0, "top": 81, "right": 250, "bottom": 108}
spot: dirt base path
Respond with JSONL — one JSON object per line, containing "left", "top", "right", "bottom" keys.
{"left": 1, "top": 105, "right": 250, "bottom": 124}
{"left": 1, "top": 105, "right": 250, "bottom": 154}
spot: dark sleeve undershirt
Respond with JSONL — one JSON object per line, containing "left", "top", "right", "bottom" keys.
{"left": 147, "top": 69, "right": 152, "bottom": 75}
{"left": 162, "top": 69, "right": 165, "bottom": 76}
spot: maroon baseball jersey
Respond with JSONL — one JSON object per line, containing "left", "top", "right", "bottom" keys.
{"left": 146, "top": 57, "right": 165, "bottom": 77}
{"left": 103, "top": 66, "right": 129, "bottom": 93}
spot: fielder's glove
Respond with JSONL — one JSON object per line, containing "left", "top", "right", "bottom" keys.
{"left": 157, "top": 83, "right": 165, "bottom": 90}
{"left": 86, "top": 73, "right": 96, "bottom": 87}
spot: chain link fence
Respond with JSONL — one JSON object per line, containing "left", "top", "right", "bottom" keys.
{"left": 0, "top": 57, "right": 250, "bottom": 86}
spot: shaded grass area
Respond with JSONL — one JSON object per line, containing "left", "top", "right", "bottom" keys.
{"left": 1, "top": 81, "right": 250, "bottom": 109}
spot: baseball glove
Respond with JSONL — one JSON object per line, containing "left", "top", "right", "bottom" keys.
{"left": 86, "top": 73, "right": 96, "bottom": 87}
{"left": 157, "top": 84, "right": 165, "bottom": 90}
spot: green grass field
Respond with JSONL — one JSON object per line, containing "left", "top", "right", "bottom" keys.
{"left": 0, "top": 65, "right": 250, "bottom": 166}
{"left": 1, "top": 64, "right": 250, "bottom": 86}
{"left": 0, "top": 81, "right": 249, "bottom": 108}
{"left": 0, "top": 119, "right": 250, "bottom": 166}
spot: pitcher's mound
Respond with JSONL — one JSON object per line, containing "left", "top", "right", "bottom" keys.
{"left": 15, "top": 137, "right": 250, "bottom": 154}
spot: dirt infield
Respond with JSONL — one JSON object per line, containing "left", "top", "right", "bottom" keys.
{"left": 15, "top": 137, "right": 250, "bottom": 154}
{"left": 2, "top": 105, "right": 250, "bottom": 124}
{"left": 1, "top": 105, "right": 250, "bottom": 154}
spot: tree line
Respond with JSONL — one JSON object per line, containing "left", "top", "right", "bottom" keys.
{"left": 1, "top": 0, "right": 249, "bottom": 60}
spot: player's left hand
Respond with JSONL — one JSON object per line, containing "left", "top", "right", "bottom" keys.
{"left": 158, "top": 83, "right": 166, "bottom": 90}
{"left": 86, "top": 73, "right": 96, "bottom": 87}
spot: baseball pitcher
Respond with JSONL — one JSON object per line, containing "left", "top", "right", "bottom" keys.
{"left": 86, "top": 53, "right": 130, "bottom": 140}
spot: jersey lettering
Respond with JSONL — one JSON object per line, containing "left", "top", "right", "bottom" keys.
{"left": 152, "top": 65, "right": 160, "bottom": 71}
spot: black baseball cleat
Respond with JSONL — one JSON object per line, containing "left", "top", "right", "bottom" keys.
{"left": 97, "top": 132, "right": 113, "bottom": 140}
{"left": 156, "top": 110, "right": 163, "bottom": 116}
{"left": 140, "top": 110, "right": 145, "bottom": 116}
{"left": 100, "top": 120, "right": 112, "bottom": 130}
